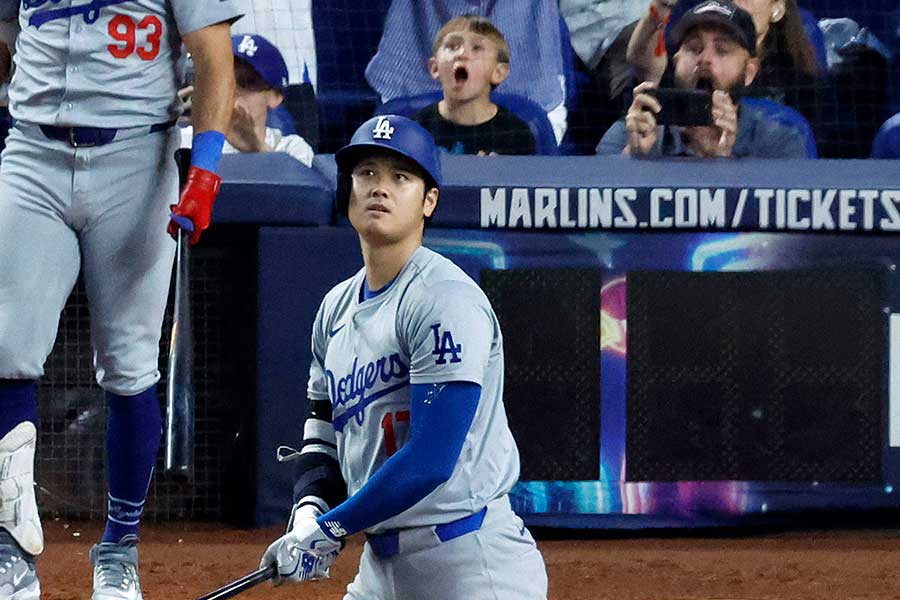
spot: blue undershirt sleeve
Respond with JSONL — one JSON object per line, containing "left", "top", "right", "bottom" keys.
{"left": 316, "top": 381, "right": 480, "bottom": 537}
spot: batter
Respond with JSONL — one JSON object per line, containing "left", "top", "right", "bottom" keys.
{"left": 260, "top": 115, "right": 548, "bottom": 599}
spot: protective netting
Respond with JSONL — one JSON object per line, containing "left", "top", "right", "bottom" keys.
{"left": 236, "top": 0, "right": 898, "bottom": 157}
{"left": 36, "top": 229, "right": 257, "bottom": 523}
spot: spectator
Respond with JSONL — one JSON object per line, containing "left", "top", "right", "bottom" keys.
{"left": 180, "top": 34, "right": 314, "bottom": 166}
{"left": 626, "top": 0, "right": 821, "bottom": 136}
{"left": 598, "top": 0, "right": 808, "bottom": 158}
{"left": 230, "top": 0, "right": 317, "bottom": 88}
{"left": 412, "top": 15, "right": 536, "bottom": 156}
{"left": 560, "top": 0, "right": 645, "bottom": 72}
{"left": 559, "top": 1, "right": 647, "bottom": 154}
{"left": 364, "top": 0, "right": 568, "bottom": 142}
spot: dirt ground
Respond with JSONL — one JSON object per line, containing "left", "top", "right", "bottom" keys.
{"left": 36, "top": 519, "right": 900, "bottom": 600}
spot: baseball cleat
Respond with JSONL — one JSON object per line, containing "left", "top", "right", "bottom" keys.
{"left": 0, "top": 530, "right": 40, "bottom": 600}
{"left": 90, "top": 536, "right": 143, "bottom": 600}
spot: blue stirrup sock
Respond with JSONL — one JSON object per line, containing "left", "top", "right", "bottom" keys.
{"left": 0, "top": 380, "right": 38, "bottom": 439}
{"left": 102, "top": 387, "right": 162, "bottom": 544}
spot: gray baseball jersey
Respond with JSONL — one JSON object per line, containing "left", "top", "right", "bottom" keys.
{"left": 308, "top": 246, "right": 520, "bottom": 532}
{"left": 0, "top": 0, "right": 243, "bottom": 392}
{"left": 308, "top": 246, "right": 547, "bottom": 599}
{"left": 8, "top": 0, "right": 244, "bottom": 127}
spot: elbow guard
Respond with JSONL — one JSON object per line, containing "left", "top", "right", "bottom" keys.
{"left": 291, "top": 398, "right": 346, "bottom": 508}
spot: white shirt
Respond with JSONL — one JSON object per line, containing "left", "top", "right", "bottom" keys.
{"left": 179, "top": 125, "right": 314, "bottom": 167}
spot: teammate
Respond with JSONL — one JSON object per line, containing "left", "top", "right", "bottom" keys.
{"left": 0, "top": 1, "right": 244, "bottom": 599}
{"left": 259, "top": 114, "right": 548, "bottom": 599}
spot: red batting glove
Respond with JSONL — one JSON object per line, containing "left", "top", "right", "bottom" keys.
{"left": 168, "top": 165, "right": 222, "bottom": 245}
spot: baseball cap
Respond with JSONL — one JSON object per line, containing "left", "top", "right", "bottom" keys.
{"left": 669, "top": 0, "right": 758, "bottom": 56}
{"left": 231, "top": 34, "right": 289, "bottom": 90}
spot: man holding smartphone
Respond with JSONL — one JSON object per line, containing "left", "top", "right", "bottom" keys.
{"left": 596, "top": 0, "right": 808, "bottom": 158}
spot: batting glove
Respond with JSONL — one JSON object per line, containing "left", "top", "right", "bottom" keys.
{"left": 260, "top": 502, "right": 343, "bottom": 585}
{"left": 168, "top": 165, "right": 222, "bottom": 245}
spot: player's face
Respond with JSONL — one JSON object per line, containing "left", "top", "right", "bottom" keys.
{"left": 428, "top": 29, "right": 509, "bottom": 103}
{"left": 348, "top": 153, "right": 438, "bottom": 245}
{"left": 673, "top": 27, "right": 759, "bottom": 95}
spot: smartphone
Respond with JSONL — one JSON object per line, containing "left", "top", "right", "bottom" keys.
{"left": 646, "top": 88, "right": 713, "bottom": 127}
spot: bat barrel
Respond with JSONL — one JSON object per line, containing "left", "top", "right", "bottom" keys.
{"left": 164, "top": 226, "right": 194, "bottom": 476}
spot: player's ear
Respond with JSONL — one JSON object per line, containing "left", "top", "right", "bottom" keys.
{"left": 491, "top": 61, "right": 509, "bottom": 87}
{"left": 428, "top": 56, "right": 440, "bottom": 81}
{"left": 423, "top": 187, "right": 439, "bottom": 219}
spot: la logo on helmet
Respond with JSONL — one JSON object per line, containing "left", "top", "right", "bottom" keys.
{"left": 238, "top": 35, "right": 258, "bottom": 57}
{"left": 372, "top": 117, "right": 395, "bottom": 140}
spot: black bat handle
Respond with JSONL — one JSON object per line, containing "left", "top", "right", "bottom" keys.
{"left": 195, "top": 564, "right": 277, "bottom": 600}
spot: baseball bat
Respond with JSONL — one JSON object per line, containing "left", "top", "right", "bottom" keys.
{"left": 165, "top": 148, "right": 194, "bottom": 477}
{"left": 195, "top": 564, "right": 277, "bottom": 600}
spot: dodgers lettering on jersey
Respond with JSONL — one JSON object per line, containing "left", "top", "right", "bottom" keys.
{"left": 308, "top": 247, "right": 520, "bottom": 533}
{"left": 7, "top": 0, "right": 245, "bottom": 127}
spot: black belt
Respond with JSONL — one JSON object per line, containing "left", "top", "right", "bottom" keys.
{"left": 39, "top": 120, "right": 176, "bottom": 147}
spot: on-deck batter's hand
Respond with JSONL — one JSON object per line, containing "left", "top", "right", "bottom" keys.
{"left": 259, "top": 506, "right": 343, "bottom": 585}
{"left": 167, "top": 165, "right": 221, "bottom": 245}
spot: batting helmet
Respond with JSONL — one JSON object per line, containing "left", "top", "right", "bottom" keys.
{"left": 334, "top": 115, "right": 442, "bottom": 216}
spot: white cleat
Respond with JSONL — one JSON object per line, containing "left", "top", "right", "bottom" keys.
{"left": 90, "top": 536, "right": 143, "bottom": 600}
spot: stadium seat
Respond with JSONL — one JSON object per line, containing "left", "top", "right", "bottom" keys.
{"left": 376, "top": 91, "right": 560, "bottom": 156}
{"left": 871, "top": 113, "right": 900, "bottom": 158}
{"left": 742, "top": 97, "right": 819, "bottom": 158}
{"left": 283, "top": 83, "right": 320, "bottom": 151}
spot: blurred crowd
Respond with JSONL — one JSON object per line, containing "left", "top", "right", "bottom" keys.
{"left": 2, "top": 0, "right": 899, "bottom": 160}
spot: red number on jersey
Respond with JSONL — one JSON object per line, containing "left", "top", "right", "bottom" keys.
{"left": 108, "top": 15, "right": 162, "bottom": 61}
{"left": 137, "top": 16, "right": 162, "bottom": 61}
{"left": 107, "top": 15, "right": 135, "bottom": 59}
{"left": 380, "top": 410, "right": 411, "bottom": 457}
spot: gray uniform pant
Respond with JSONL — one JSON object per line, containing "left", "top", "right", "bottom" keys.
{"left": 345, "top": 496, "right": 548, "bottom": 600}
{"left": 0, "top": 122, "right": 178, "bottom": 395}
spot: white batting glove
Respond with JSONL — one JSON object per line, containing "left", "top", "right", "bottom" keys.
{"left": 259, "top": 501, "right": 343, "bottom": 585}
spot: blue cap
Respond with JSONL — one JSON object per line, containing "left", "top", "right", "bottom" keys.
{"left": 231, "top": 34, "right": 289, "bottom": 90}
{"left": 336, "top": 115, "right": 442, "bottom": 187}
{"left": 334, "top": 115, "right": 442, "bottom": 216}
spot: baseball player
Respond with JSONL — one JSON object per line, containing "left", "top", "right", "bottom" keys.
{"left": 0, "top": 1, "right": 244, "bottom": 599}
{"left": 259, "top": 115, "right": 548, "bottom": 599}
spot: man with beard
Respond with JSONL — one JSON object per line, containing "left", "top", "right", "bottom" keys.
{"left": 596, "top": 0, "right": 808, "bottom": 158}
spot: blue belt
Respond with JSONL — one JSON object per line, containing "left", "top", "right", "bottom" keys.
{"left": 39, "top": 120, "right": 176, "bottom": 147}
{"left": 366, "top": 506, "right": 488, "bottom": 560}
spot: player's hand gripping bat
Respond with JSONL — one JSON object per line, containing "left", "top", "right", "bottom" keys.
{"left": 165, "top": 148, "right": 194, "bottom": 477}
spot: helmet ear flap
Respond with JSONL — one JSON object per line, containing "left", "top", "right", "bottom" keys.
{"left": 335, "top": 172, "right": 353, "bottom": 217}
